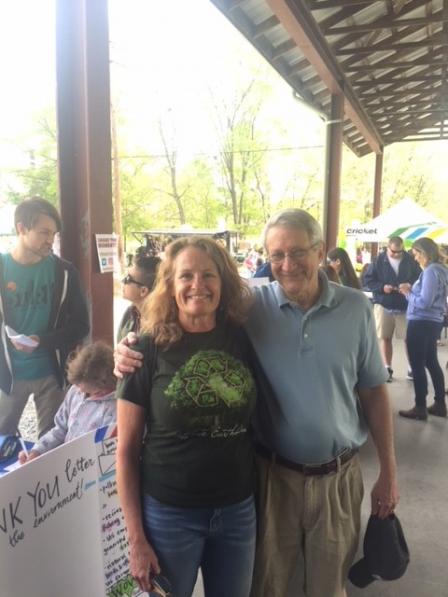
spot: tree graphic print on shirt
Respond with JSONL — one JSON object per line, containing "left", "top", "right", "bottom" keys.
{"left": 164, "top": 350, "right": 255, "bottom": 437}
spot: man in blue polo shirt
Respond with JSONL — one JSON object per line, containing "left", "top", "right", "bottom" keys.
{"left": 113, "top": 209, "right": 399, "bottom": 597}
{"left": 246, "top": 209, "right": 398, "bottom": 597}
{"left": 0, "top": 197, "right": 89, "bottom": 438}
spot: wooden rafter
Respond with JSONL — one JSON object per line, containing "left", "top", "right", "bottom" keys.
{"left": 309, "top": 0, "right": 382, "bottom": 9}
{"left": 331, "top": 0, "right": 432, "bottom": 51}
{"left": 335, "top": 32, "right": 448, "bottom": 55}
{"left": 211, "top": 0, "right": 448, "bottom": 154}
{"left": 266, "top": 0, "right": 383, "bottom": 153}
{"left": 326, "top": 13, "right": 448, "bottom": 36}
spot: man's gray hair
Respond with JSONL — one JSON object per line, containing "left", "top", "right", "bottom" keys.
{"left": 262, "top": 209, "right": 323, "bottom": 249}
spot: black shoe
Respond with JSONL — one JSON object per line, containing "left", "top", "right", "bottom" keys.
{"left": 399, "top": 406, "right": 428, "bottom": 421}
{"left": 387, "top": 367, "right": 393, "bottom": 383}
{"left": 427, "top": 402, "right": 447, "bottom": 418}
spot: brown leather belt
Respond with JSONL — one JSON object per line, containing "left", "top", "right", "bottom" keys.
{"left": 256, "top": 444, "right": 357, "bottom": 476}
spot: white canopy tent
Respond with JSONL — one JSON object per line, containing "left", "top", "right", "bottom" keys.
{"left": 345, "top": 198, "right": 444, "bottom": 242}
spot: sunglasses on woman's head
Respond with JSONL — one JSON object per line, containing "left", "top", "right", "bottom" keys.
{"left": 121, "top": 274, "right": 146, "bottom": 287}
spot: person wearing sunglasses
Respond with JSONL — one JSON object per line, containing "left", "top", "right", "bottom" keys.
{"left": 364, "top": 236, "right": 421, "bottom": 382}
{"left": 117, "top": 249, "right": 161, "bottom": 342}
{"left": 116, "top": 237, "right": 257, "bottom": 597}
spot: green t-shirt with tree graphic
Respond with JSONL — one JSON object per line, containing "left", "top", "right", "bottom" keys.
{"left": 118, "top": 322, "right": 257, "bottom": 507}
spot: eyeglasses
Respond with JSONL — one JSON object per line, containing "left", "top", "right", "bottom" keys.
{"left": 149, "top": 574, "right": 172, "bottom": 597}
{"left": 121, "top": 274, "right": 146, "bottom": 287}
{"left": 388, "top": 248, "right": 403, "bottom": 255}
{"left": 268, "top": 242, "right": 320, "bottom": 264}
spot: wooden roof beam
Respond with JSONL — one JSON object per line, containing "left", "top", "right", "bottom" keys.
{"left": 370, "top": 104, "right": 446, "bottom": 115}
{"left": 330, "top": 0, "right": 434, "bottom": 51}
{"left": 327, "top": 13, "right": 448, "bottom": 35}
{"left": 309, "top": 0, "right": 375, "bottom": 9}
{"left": 382, "top": 112, "right": 443, "bottom": 137}
{"left": 354, "top": 74, "right": 442, "bottom": 85}
{"left": 363, "top": 88, "right": 441, "bottom": 105}
{"left": 355, "top": 63, "right": 442, "bottom": 94}
{"left": 315, "top": 1, "right": 371, "bottom": 30}
{"left": 266, "top": 0, "right": 383, "bottom": 153}
{"left": 335, "top": 33, "right": 448, "bottom": 55}
{"left": 343, "top": 48, "right": 443, "bottom": 72}
{"left": 362, "top": 78, "right": 444, "bottom": 101}
{"left": 346, "top": 57, "right": 447, "bottom": 72}
{"left": 396, "top": 135, "right": 448, "bottom": 141}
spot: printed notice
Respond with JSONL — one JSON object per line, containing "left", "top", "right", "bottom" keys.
{"left": 96, "top": 234, "right": 120, "bottom": 274}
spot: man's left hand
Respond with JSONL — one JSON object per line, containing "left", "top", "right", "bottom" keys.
{"left": 371, "top": 472, "right": 399, "bottom": 519}
{"left": 11, "top": 335, "right": 40, "bottom": 353}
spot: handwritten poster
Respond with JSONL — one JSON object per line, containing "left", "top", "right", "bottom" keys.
{"left": 0, "top": 427, "right": 142, "bottom": 597}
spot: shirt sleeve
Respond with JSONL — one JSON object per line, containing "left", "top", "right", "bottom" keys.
{"left": 33, "top": 385, "right": 78, "bottom": 453}
{"left": 410, "top": 269, "right": 438, "bottom": 311}
{"left": 363, "top": 259, "right": 383, "bottom": 293}
{"left": 116, "top": 336, "right": 154, "bottom": 407}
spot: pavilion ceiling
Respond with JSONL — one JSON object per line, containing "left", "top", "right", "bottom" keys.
{"left": 210, "top": 0, "right": 448, "bottom": 156}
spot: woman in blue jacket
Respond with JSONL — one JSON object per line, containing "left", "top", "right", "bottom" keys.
{"left": 398, "top": 238, "right": 448, "bottom": 420}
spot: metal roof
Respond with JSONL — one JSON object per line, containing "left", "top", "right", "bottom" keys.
{"left": 210, "top": 0, "right": 448, "bottom": 156}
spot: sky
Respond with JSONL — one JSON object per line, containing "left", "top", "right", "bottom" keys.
{"left": 0, "top": 0, "right": 446, "bottom": 218}
{"left": 107, "top": 0, "right": 325, "bottom": 159}
{"left": 0, "top": 0, "right": 326, "bottom": 207}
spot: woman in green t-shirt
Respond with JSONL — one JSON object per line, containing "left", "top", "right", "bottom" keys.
{"left": 116, "top": 236, "right": 257, "bottom": 597}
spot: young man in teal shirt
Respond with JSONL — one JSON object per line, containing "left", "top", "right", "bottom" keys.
{"left": 0, "top": 197, "right": 89, "bottom": 437}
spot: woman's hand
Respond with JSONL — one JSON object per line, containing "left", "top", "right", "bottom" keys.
{"left": 128, "top": 538, "right": 161, "bottom": 593}
{"left": 18, "top": 449, "right": 40, "bottom": 464}
{"left": 398, "top": 282, "right": 411, "bottom": 296}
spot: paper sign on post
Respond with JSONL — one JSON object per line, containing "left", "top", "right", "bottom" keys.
{"left": 95, "top": 234, "right": 120, "bottom": 274}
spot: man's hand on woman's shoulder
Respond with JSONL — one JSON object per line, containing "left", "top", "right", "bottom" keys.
{"left": 114, "top": 332, "right": 144, "bottom": 378}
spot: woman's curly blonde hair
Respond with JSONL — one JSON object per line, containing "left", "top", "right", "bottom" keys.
{"left": 140, "top": 236, "right": 253, "bottom": 346}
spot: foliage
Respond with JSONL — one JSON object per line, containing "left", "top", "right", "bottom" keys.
{"left": 3, "top": 99, "right": 447, "bottom": 249}
{"left": 5, "top": 109, "right": 59, "bottom": 207}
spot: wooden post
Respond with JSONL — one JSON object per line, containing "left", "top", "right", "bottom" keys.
{"left": 55, "top": 0, "right": 113, "bottom": 344}
{"left": 323, "top": 94, "right": 344, "bottom": 250}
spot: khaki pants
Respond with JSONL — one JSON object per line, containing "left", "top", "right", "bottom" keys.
{"left": 250, "top": 454, "right": 364, "bottom": 597}
{"left": 0, "top": 375, "right": 64, "bottom": 438}
{"left": 374, "top": 304, "right": 407, "bottom": 340}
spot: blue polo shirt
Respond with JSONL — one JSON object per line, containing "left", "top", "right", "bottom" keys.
{"left": 245, "top": 273, "right": 387, "bottom": 464}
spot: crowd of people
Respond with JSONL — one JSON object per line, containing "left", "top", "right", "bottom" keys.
{"left": 1, "top": 197, "right": 447, "bottom": 597}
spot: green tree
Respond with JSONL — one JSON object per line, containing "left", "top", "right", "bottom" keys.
{"left": 6, "top": 109, "right": 58, "bottom": 206}
{"left": 211, "top": 76, "right": 274, "bottom": 235}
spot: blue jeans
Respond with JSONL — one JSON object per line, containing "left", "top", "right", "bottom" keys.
{"left": 406, "top": 319, "right": 446, "bottom": 408}
{"left": 143, "top": 494, "right": 256, "bottom": 597}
